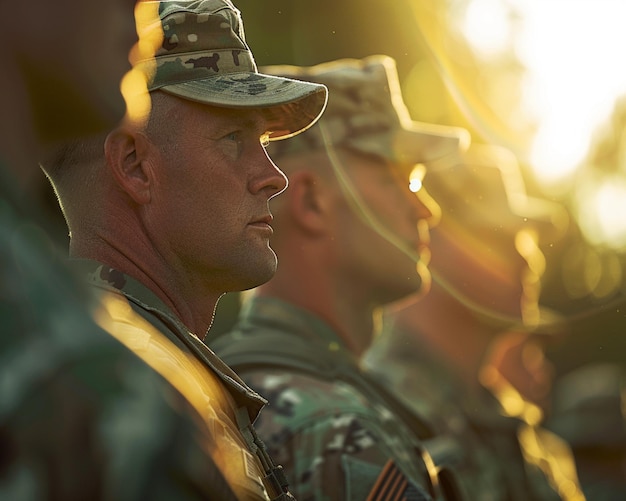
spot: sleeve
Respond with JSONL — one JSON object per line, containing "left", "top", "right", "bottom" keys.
{"left": 0, "top": 213, "right": 238, "bottom": 500}
{"left": 278, "top": 413, "right": 432, "bottom": 501}
{"left": 246, "top": 372, "right": 433, "bottom": 501}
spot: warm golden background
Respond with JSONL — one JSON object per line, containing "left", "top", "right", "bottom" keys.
{"left": 210, "top": 0, "right": 626, "bottom": 376}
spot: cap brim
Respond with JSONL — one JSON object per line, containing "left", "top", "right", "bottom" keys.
{"left": 158, "top": 71, "right": 328, "bottom": 140}
{"left": 393, "top": 121, "right": 471, "bottom": 166}
{"left": 463, "top": 144, "right": 569, "bottom": 239}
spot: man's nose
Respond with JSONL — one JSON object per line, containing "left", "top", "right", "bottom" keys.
{"left": 251, "top": 148, "right": 289, "bottom": 199}
{"left": 414, "top": 186, "right": 441, "bottom": 229}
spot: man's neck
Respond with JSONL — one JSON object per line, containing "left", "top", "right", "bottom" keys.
{"left": 71, "top": 233, "right": 220, "bottom": 339}
{"left": 395, "top": 284, "right": 499, "bottom": 390}
{"left": 257, "top": 267, "right": 376, "bottom": 359}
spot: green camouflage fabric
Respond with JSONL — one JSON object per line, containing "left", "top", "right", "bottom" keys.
{"left": 0, "top": 164, "right": 237, "bottom": 500}
{"left": 133, "top": 0, "right": 327, "bottom": 140}
{"left": 148, "top": 0, "right": 257, "bottom": 89}
{"left": 263, "top": 55, "right": 469, "bottom": 165}
{"left": 545, "top": 363, "right": 626, "bottom": 500}
{"left": 364, "top": 317, "right": 564, "bottom": 501}
{"left": 212, "top": 296, "right": 458, "bottom": 501}
{"left": 72, "top": 259, "right": 295, "bottom": 501}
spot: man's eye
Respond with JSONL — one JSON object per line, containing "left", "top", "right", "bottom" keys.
{"left": 220, "top": 131, "right": 244, "bottom": 158}
{"left": 225, "top": 132, "right": 241, "bottom": 142}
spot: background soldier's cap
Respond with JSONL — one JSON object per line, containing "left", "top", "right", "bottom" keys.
{"left": 263, "top": 55, "right": 470, "bottom": 164}
{"left": 134, "top": 0, "right": 327, "bottom": 140}
{"left": 425, "top": 143, "right": 569, "bottom": 243}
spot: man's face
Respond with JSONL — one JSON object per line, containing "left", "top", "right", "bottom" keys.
{"left": 432, "top": 222, "right": 528, "bottom": 318}
{"left": 427, "top": 197, "right": 532, "bottom": 320}
{"left": 332, "top": 149, "right": 438, "bottom": 304}
{"left": 145, "top": 98, "right": 288, "bottom": 294}
{"left": 21, "top": 0, "right": 139, "bottom": 139}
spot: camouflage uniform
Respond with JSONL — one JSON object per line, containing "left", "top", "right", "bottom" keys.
{"left": 15, "top": 1, "right": 323, "bottom": 498}
{"left": 209, "top": 56, "right": 471, "bottom": 501}
{"left": 212, "top": 296, "right": 459, "bottom": 501}
{"left": 130, "top": 0, "right": 326, "bottom": 141}
{"left": 72, "top": 259, "right": 294, "bottom": 500}
{"left": 0, "top": 166, "right": 237, "bottom": 500}
{"left": 365, "top": 317, "right": 564, "bottom": 501}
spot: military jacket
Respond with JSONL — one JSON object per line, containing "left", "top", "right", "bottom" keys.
{"left": 74, "top": 259, "right": 293, "bottom": 501}
{"left": 211, "top": 296, "right": 455, "bottom": 501}
{"left": 0, "top": 167, "right": 237, "bottom": 499}
{"left": 365, "top": 321, "right": 566, "bottom": 501}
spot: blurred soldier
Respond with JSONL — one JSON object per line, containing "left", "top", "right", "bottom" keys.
{"left": 539, "top": 94, "right": 626, "bottom": 501}
{"left": 365, "top": 143, "right": 579, "bottom": 500}
{"left": 42, "top": 0, "right": 327, "bottom": 499}
{"left": 211, "top": 55, "right": 471, "bottom": 500}
{"left": 0, "top": 0, "right": 244, "bottom": 498}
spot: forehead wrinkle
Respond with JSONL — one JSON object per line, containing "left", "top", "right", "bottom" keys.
{"left": 153, "top": 93, "right": 271, "bottom": 138}
{"left": 201, "top": 106, "right": 270, "bottom": 136}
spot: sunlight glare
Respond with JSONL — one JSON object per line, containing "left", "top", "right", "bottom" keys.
{"left": 528, "top": 119, "right": 591, "bottom": 186}
{"left": 409, "top": 164, "right": 426, "bottom": 193}
{"left": 463, "top": 0, "right": 511, "bottom": 57}
{"left": 578, "top": 178, "right": 626, "bottom": 249}
{"left": 123, "top": 1, "right": 162, "bottom": 126}
{"left": 514, "top": 0, "right": 626, "bottom": 188}
{"left": 409, "top": 177, "right": 423, "bottom": 193}
{"left": 463, "top": 0, "right": 626, "bottom": 193}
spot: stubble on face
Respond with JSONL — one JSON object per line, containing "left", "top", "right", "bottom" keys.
{"left": 144, "top": 98, "right": 284, "bottom": 296}
{"left": 330, "top": 150, "right": 429, "bottom": 304}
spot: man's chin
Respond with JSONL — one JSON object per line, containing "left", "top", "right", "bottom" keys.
{"left": 382, "top": 268, "right": 429, "bottom": 307}
{"left": 414, "top": 264, "right": 431, "bottom": 297}
{"left": 402, "top": 269, "right": 430, "bottom": 303}
{"left": 235, "top": 257, "right": 278, "bottom": 292}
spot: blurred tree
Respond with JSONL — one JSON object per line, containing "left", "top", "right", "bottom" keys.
{"left": 237, "top": 0, "right": 536, "bottom": 178}
{"left": 535, "top": 93, "right": 626, "bottom": 387}
{"left": 539, "top": 97, "right": 626, "bottom": 501}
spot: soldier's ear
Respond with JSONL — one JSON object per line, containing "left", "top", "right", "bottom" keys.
{"left": 104, "top": 127, "right": 155, "bottom": 205}
{"left": 286, "top": 170, "right": 332, "bottom": 235}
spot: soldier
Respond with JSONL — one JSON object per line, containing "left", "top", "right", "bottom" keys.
{"left": 211, "top": 55, "right": 472, "bottom": 500}
{"left": 365, "top": 143, "right": 578, "bottom": 500}
{"left": 42, "top": 0, "right": 327, "bottom": 499}
{"left": 0, "top": 0, "right": 243, "bottom": 498}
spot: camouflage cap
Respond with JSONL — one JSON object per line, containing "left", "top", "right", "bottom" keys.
{"left": 133, "top": 0, "right": 327, "bottom": 140}
{"left": 426, "top": 143, "right": 569, "bottom": 241}
{"left": 263, "top": 55, "right": 470, "bottom": 163}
